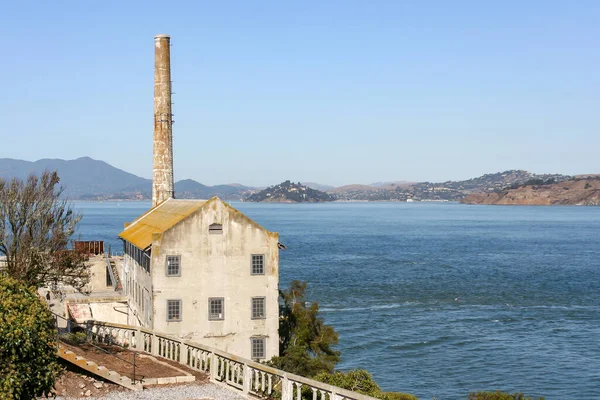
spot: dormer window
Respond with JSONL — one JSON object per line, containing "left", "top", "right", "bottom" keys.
{"left": 209, "top": 223, "right": 223, "bottom": 234}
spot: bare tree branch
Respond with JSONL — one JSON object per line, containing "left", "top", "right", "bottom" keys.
{"left": 0, "top": 171, "right": 90, "bottom": 291}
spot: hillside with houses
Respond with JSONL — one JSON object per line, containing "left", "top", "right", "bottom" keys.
{"left": 245, "top": 181, "right": 335, "bottom": 203}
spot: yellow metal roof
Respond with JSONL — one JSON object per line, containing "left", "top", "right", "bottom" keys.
{"left": 118, "top": 198, "right": 207, "bottom": 249}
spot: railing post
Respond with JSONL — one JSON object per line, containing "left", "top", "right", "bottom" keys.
{"left": 210, "top": 352, "right": 218, "bottom": 382}
{"left": 331, "top": 388, "right": 338, "bottom": 400}
{"left": 242, "top": 362, "right": 251, "bottom": 394}
{"left": 180, "top": 341, "right": 188, "bottom": 365}
{"left": 134, "top": 328, "right": 142, "bottom": 350}
{"left": 85, "top": 320, "right": 92, "bottom": 343}
{"left": 152, "top": 333, "right": 159, "bottom": 356}
{"left": 282, "top": 375, "right": 290, "bottom": 400}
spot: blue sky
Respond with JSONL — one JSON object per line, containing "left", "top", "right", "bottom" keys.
{"left": 1, "top": 1, "right": 598, "bottom": 186}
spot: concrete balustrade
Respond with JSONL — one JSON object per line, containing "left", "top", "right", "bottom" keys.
{"left": 87, "top": 321, "right": 378, "bottom": 400}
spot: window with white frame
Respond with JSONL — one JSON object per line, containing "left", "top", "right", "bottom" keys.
{"left": 166, "top": 255, "right": 180, "bottom": 276}
{"left": 167, "top": 299, "right": 181, "bottom": 321}
{"left": 251, "top": 297, "right": 266, "bottom": 319}
{"left": 251, "top": 254, "right": 264, "bottom": 275}
{"left": 251, "top": 337, "right": 266, "bottom": 359}
{"left": 208, "top": 297, "right": 224, "bottom": 320}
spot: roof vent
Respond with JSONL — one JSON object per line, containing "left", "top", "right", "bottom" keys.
{"left": 209, "top": 223, "right": 223, "bottom": 234}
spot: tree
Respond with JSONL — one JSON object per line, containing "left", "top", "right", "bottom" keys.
{"left": 0, "top": 275, "right": 61, "bottom": 398}
{"left": 315, "top": 369, "right": 381, "bottom": 395}
{"left": 0, "top": 171, "right": 89, "bottom": 291}
{"left": 270, "top": 283, "right": 418, "bottom": 400}
{"left": 314, "top": 369, "right": 418, "bottom": 400}
{"left": 268, "top": 280, "right": 341, "bottom": 377}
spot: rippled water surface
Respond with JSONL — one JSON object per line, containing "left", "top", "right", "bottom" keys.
{"left": 74, "top": 201, "right": 600, "bottom": 399}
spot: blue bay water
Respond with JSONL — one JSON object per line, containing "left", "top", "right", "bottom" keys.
{"left": 73, "top": 201, "right": 600, "bottom": 399}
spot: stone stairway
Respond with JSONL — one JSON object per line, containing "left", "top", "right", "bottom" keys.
{"left": 57, "top": 345, "right": 142, "bottom": 391}
{"left": 109, "top": 258, "right": 123, "bottom": 291}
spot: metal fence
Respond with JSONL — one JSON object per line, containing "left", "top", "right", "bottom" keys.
{"left": 53, "top": 312, "right": 141, "bottom": 384}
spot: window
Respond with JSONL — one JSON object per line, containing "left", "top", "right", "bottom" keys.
{"left": 167, "top": 299, "right": 181, "bottom": 321}
{"left": 166, "top": 255, "right": 180, "bottom": 276}
{"left": 209, "top": 223, "right": 223, "bottom": 234}
{"left": 251, "top": 337, "right": 266, "bottom": 359}
{"left": 252, "top": 297, "right": 266, "bottom": 319}
{"left": 208, "top": 297, "right": 224, "bottom": 320}
{"left": 251, "top": 254, "right": 264, "bottom": 275}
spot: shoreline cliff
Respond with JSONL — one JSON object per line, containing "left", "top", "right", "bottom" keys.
{"left": 461, "top": 178, "right": 600, "bottom": 205}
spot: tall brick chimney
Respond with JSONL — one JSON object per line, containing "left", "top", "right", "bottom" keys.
{"left": 152, "top": 34, "right": 174, "bottom": 207}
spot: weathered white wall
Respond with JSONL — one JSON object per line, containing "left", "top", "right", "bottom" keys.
{"left": 89, "top": 301, "right": 129, "bottom": 325}
{"left": 83, "top": 256, "right": 113, "bottom": 293}
{"left": 150, "top": 198, "right": 280, "bottom": 360}
{"left": 122, "top": 249, "right": 153, "bottom": 328}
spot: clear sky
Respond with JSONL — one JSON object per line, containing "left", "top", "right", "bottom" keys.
{"left": 1, "top": 1, "right": 598, "bottom": 186}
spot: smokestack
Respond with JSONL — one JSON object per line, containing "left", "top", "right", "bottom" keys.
{"left": 152, "top": 34, "right": 174, "bottom": 207}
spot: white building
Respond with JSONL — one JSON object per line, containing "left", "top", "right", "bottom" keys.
{"left": 119, "top": 197, "right": 280, "bottom": 360}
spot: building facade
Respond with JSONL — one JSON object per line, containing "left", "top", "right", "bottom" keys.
{"left": 119, "top": 197, "right": 280, "bottom": 360}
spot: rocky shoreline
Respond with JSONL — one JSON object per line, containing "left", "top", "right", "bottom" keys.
{"left": 461, "top": 178, "right": 600, "bottom": 205}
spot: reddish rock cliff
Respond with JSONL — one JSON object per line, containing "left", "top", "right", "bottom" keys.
{"left": 461, "top": 179, "right": 600, "bottom": 205}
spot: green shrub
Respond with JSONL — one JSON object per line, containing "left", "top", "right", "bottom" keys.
{"left": 60, "top": 331, "right": 87, "bottom": 345}
{"left": 315, "top": 369, "right": 381, "bottom": 395}
{"left": 380, "top": 392, "right": 418, "bottom": 400}
{"left": 468, "top": 391, "right": 544, "bottom": 400}
{"left": 314, "top": 369, "right": 418, "bottom": 400}
{"left": 0, "top": 276, "right": 61, "bottom": 399}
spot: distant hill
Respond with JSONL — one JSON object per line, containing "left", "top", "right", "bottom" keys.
{"left": 370, "top": 180, "right": 412, "bottom": 188}
{"left": 330, "top": 184, "right": 380, "bottom": 193}
{"left": 300, "top": 182, "right": 336, "bottom": 191}
{"left": 331, "top": 170, "right": 574, "bottom": 202}
{"left": 0, "top": 157, "right": 251, "bottom": 200}
{"left": 175, "top": 180, "right": 251, "bottom": 199}
{"left": 0, "top": 157, "right": 150, "bottom": 199}
{"left": 245, "top": 180, "right": 335, "bottom": 203}
{"left": 462, "top": 177, "right": 600, "bottom": 205}
{"left": 2, "top": 157, "right": 591, "bottom": 204}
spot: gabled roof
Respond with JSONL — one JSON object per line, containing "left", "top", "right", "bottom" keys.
{"left": 118, "top": 198, "right": 207, "bottom": 250}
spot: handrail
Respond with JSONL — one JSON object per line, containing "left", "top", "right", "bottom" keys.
{"left": 85, "top": 320, "right": 383, "bottom": 400}
{"left": 51, "top": 312, "right": 140, "bottom": 384}
{"left": 104, "top": 252, "right": 118, "bottom": 290}
{"left": 84, "top": 335, "right": 140, "bottom": 385}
